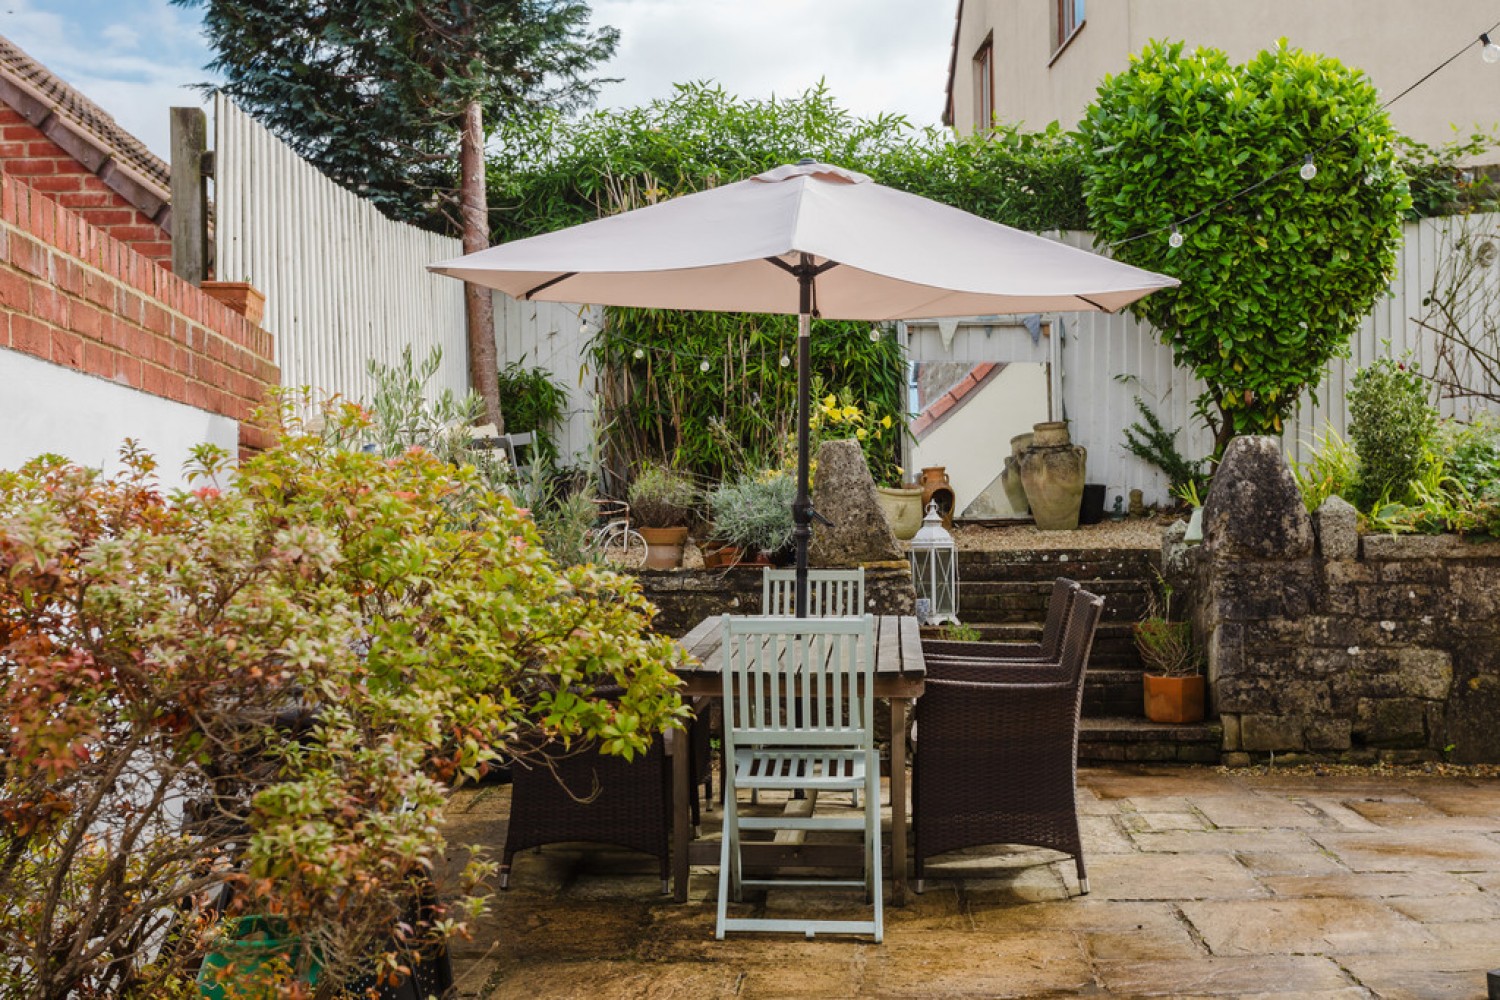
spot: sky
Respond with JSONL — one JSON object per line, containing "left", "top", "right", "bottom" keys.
{"left": 1, "top": 0, "right": 958, "bottom": 162}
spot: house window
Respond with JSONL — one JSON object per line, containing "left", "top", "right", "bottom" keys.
{"left": 1055, "top": 0, "right": 1085, "bottom": 49}
{"left": 973, "top": 35, "right": 994, "bottom": 131}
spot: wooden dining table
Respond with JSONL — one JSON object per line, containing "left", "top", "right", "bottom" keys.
{"left": 671, "top": 613, "right": 927, "bottom": 904}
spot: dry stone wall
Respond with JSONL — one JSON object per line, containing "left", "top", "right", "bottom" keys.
{"left": 1185, "top": 436, "right": 1500, "bottom": 764}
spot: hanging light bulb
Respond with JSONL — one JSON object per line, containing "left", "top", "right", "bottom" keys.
{"left": 1483, "top": 33, "right": 1500, "bottom": 63}
{"left": 632, "top": 347, "right": 645, "bottom": 360}
{"left": 1299, "top": 154, "right": 1318, "bottom": 181}
{"left": 699, "top": 360, "right": 711, "bottom": 372}
{"left": 1168, "top": 226, "right": 1184, "bottom": 249}
{"left": 869, "top": 328, "right": 881, "bottom": 342}
{"left": 779, "top": 354, "right": 792, "bottom": 368}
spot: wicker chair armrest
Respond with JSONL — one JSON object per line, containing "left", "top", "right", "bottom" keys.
{"left": 921, "top": 639, "right": 1047, "bottom": 659}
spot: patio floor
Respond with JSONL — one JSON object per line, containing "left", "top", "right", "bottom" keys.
{"left": 441, "top": 764, "right": 1500, "bottom": 999}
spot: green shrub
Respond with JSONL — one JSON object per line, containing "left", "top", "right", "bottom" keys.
{"left": 1293, "top": 428, "right": 1360, "bottom": 513}
{"left": 496, "top": 359, "right": 571, "bottom": 468}
{"left": 0, "top": 404, "right": 687, "bottom": 997}
{"left": 707, "top": 472, "right": 796, "bottom": 555}
{"left": 1346, "top": 355, "right": 1438, "bottom": 509}
{"left": 1081, "top": 40, "right": 1410, "bottom": 457}
{"left": 627, "top": 462, "right": 700, "bottom": 528}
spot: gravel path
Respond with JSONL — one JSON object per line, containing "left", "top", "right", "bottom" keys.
{"left": 949, "top": 514, "right": 1176, "bottom": 551}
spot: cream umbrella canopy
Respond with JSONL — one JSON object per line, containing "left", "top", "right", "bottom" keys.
{"left": 430, "top": 161, "right": 1178, "bottom": 613}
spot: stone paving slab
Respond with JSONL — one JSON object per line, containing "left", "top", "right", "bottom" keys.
{"left": 443, "top": 765, "right": 1500, "bottom": 998}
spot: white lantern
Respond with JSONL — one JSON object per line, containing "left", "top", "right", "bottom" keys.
{"left": 909, "top": 501, "right": 959, "bottom": 626}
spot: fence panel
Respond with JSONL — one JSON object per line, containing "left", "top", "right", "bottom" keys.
{"left": 214, "top": 97, "right": 467, "bottom": 405}
{"left": 906, "top": 219, "right": 1500, "bottom": 506}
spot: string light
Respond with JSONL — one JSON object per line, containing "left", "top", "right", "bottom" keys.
{"left": 632, "top": 347, "right": 645, "bottom": 359}
{"left": 699, "top": 360, "right": 711, "bottom": 372}
{"left": 869, "top": 328, "right": 881, "bottom": 341}
{"left": 1112, "top": 17, "right": 1500, "bottom": 250}
{"left": 780, "top": 355, "right": 792, "bottom": 367}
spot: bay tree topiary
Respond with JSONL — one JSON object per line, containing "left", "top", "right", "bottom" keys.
{"left": 1080, "top": 40, "right": 1412, "bottom": 457}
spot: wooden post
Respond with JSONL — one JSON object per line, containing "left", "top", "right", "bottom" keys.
{"left": 170, "top": 107, "right": 210, "bottom": 285}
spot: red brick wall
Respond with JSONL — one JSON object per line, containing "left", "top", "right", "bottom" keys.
{"left": 0, "top": 173, "right": 277, "bottom": 453}
{"left": 0, "top": 108, "right": 172, "bottom": 265}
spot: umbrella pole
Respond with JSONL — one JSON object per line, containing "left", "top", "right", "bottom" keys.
{"left": 794, "top": 302, "right": 812, "bottom": 620}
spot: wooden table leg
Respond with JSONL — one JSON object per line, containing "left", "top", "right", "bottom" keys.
{"left": 889, "top": 696, "right": 909, "bottom": 905}
{"left": 671, "top": 727, "right": 691, "bottom": 903}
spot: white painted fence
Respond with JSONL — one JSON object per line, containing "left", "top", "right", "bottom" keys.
{"left": 492, "top": 295, "right": 603, "bottom": 468}
{"left": 905, "top": 216, "right": 1500, "bottom": 506}
{"left": 213, "top": 97, "right": 468, "bottom": 404}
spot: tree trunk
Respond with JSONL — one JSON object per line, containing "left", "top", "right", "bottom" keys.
{"left": 460, "top": 99, "right": 502, "bottom": 432}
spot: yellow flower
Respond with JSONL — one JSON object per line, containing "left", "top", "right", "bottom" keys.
{"left": 856, "top": 429, "right": 868, "bottom": 440}
{"left": 841, "top": 406, "right": 861, "bottom": 421}
{"left": 827, "top": 410, "right": 842, "bottom": 424}
{"left": 880, "top": 415, "right": 893, "bottom": 429}
{"left": 823, "top": 394, "right": 838, "bottom": 408}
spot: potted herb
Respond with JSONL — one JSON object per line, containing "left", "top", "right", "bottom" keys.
{"left": 707, "top": 472, "right": 796, "bottom": 566}
{"left": 628, "top": 462, "right": 699, "bottom": 569}
{"left": 1134, "top": 578, "right": 1204, "bottom": 723}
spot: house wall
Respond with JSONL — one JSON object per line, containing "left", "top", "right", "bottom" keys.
{"left": 910, "top": 362, "right": 1050, "bottom": 514}
{"left": 0, "top": 172, "right": 278, "bottom": 467}
{"left": 951, "top": 0, "right": 1500, "bottom": 150}
{"left": 0, "top": 107, "right": 171, "bottom": 265}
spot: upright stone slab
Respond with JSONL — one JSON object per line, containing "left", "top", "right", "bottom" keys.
{"left": 809, "top": 439, "right": 904, "bottom": 567}
{"left": 1203, "top": 436, "right": 1313, "bottom": 560}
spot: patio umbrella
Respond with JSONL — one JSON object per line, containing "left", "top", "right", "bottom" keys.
{"left": 429, "top": 161, "right": 1177, "bottom": 613}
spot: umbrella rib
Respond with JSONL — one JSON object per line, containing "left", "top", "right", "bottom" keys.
{"left": 1075, "top": 294, "right": 1113, "bottom": 312}
{"left": 522, "top": 272, "right": 578, "bottom": 300}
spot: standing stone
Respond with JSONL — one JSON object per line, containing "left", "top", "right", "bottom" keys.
{"left": 1313, "top": 495, "right": 1359, "bottom": 560}
{"left": 1203, "top": 436, "right": 1314, "bottom": 560}
{"left": 809, "top": 439, "right": 904, "bottom": 566}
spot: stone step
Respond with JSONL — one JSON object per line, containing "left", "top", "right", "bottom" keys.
{"left": 955, "top": 549, "right": 1161, "bottom": 582}
{"left": 959, "top": 580, "right": 1150, "bottom": 624}
{"left": 1082, "top": 669, "right": 1146, "bottom": 719}
{"left": 1078, "top": 716, "right": 1223, "bottom": 765}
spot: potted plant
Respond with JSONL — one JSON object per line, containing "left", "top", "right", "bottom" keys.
{"left": 628, "top": 462, "right": 699, "bottom": 569}
{"left": 1134, "top": 578, "right": 1205, "bottom": 723}
{"left": 707, "top": 472, "right": 796, "bottom": 566}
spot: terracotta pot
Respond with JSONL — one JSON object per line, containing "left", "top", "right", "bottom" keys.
{"left": 1143, "top": 673, "right": 1206, "bottom": 724}
{"left": 701, "top": 543, "right": 743, "bottom": 569}
{"left": 876, "top": 486, "right": 925, "bottom": 541}
{"left": 919, "top": 467, "right": 950, "bottom": 488}
{"left": 1018, "top": 442, "right": 1087, "bottom": 530}
{"left": 1009, "top": 433, "right": 1034, "bottom": 459}
{"left": 639, "top": 526, "right": 689, "bottom": 569}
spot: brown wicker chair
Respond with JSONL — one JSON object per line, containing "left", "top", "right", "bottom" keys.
{"left": 912, "top": 591, "right": 1103, "bottom": 896}
{"left": 920, "top": 577, "right": 1080, "bottom": 663}
{"left": 501, "top": 684, "right": 695, "bottom": 894}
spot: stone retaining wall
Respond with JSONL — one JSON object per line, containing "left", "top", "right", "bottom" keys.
{"left": 1183, "top": 436, "right": 1500, "bottom": 764}
{"left": 637, "top": 562, "right": 916, "bottom": 637}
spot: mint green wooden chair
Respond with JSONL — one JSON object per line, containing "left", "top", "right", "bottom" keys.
{"left": 715, "top": 614, "right": 883, "bottom": 942}
{"left": 760, "top": 567, "right": 870, "bottom": 806}
{"left": 761, "top": 567, "right": 866, "bottom": 617}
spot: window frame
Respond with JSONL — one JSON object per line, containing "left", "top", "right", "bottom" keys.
{"left": 973, "top": 32, "right": 995, "bottom": 132}
{"left": 1051, "top": 0, "right": 1086, "bottom": 62}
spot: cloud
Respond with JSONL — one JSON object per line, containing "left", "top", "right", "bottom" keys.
{"left": 1, "top": 0, "right": 215, "bottom": 158}
{"left": 587, "top": 0, "right": 954, "bottom": 127}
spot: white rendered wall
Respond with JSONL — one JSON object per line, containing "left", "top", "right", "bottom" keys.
{"left": 0, "top": 348, "right": 239, "bottom": 489}
{"left": 910, "top": 363, "right": 1050, "bottom": 513}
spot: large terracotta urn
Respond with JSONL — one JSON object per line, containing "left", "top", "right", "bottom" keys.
{"left": 1018, "top": 422, "right": 1087, "bottom": 530}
